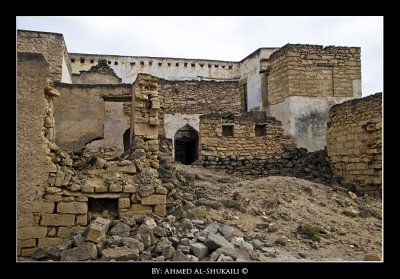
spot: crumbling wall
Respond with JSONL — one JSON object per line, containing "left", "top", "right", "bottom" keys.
{"left": 72, "top": 59, "right": 122, "bottom": 84}
{"left": 17, "top": 30, "right": 72, "bottom": 83}
{"left": 70, "top": 53, "right": 240, "bottom": 83}
{"left": 199, "top": 112, "right": 336, "bottom": 182}
{"left": 18, "top": 73, "right": 165, "bottom": 254}
{"left": 327, "top": 93, "right": 382, "bottom": 195}
{"left": 264, "top": 44, "right": 361, "bottom": 105}
{"left": 159, "top": 79, "right": 241, "bottom": 115}
{"left": 85, "top": 101, "right": 130, "bottom": 157}
{"left": 54, "top": 84, "right": 131, "bottom": 151}
{"left": 199, "top": 113, "right": 294, "bottom": 174}
{"left": 129, "top": 73, "right": 165, "bottom": 216}
{"left": 17, "top": 52, "right": 60, "bottom": 256}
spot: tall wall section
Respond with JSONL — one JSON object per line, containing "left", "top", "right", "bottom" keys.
{"left": 17, "top": 52, "right": 60, "bottom": 256}
{"left": 326, "top": 93, "right": 382, "bottom": 195}
{"left": 264, "top": 44, "right": 361, "bottom": 105}
{"left": 263, "top": 44, "right": 361, "bottom": 151}
{"left": 17, "top": 30, "right": 72, "bottom": 83}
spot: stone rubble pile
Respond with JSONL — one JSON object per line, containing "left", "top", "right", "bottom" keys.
{"left": 29, "top": 213, "right": 272, "bottom": 261}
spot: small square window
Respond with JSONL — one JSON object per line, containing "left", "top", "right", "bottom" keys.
{"left": 222, "top": 125, "right": 234, "bottom": 137}
{"left": 71, "top": 58, "right": 75, "bottom": 63}
{"left": 255, "top": 124, "right": 266, "bottom": 137}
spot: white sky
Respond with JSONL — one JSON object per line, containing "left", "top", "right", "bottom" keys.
{"left": 17, "top": 16, "right": 383, "bottom": 96}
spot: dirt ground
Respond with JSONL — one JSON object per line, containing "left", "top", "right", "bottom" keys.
{"left": 176, "top": 164, "right": 382, "bottom": 261}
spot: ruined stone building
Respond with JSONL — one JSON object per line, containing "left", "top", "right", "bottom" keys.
{"left": 17, "top": 29, "right": 381, "bottom": 256}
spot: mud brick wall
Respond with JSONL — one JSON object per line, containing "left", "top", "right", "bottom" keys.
{"left": 327, "top": 93, "right": 382, "bottom": 195}
{"left": 17, "top": 30, "right": 71, "bottom": 82}
{"left": 265, "top": 44, "right": 361, "bottom": 105}
{"left": 17, "top": 52, "right": 60, "bottom": 256}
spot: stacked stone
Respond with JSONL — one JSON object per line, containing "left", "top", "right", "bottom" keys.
{"left": 198, "top": 113, "right": 337, "bottom": 184}
{"left": 126, "top": 74, "right": 166, "bottom": 217}
{"left": 265, "top": 44, "right": 361, "bottom": 105}
{"left": 199, "top": 112, "right": 295, "bottom": 169}
{"left": 327, "top": 93, "right": 382, "bottom": 195}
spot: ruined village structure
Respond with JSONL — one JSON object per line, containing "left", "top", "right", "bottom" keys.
{"left": 17, "top": 30, "right": 382, "bottom": 259}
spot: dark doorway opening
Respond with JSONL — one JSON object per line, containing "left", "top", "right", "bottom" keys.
{"left": 123, "top": 128, "right": 130, "bottom": 152}
{"left": 88, "top": 198, "right": 118, "bottom": 221}
{"left": 174, "top": 124, "right": 198, "bottom": 165}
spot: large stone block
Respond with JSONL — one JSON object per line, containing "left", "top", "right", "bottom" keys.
{"left": 135, "top": 124, "right": 158, "bottom": 136}
{"left": 60, "top": 243, "right": 98, "bottom": 261}
{"left": 141, "top": 195, "right": 166, "bottom": 205}
{"left": 57, "top": 227, "right": 85, "bottom": 238}
{"left": 102, "top": 247, "right": 139, "bottom": 261}
{"left": 18, "top": 239, "right": 36, "bottom": 248}
{"left": 38, "top": 237, "right": 66, "bottom": 248}
{"left": 32, "top": 202, "right": 55, "bottom": 213}
{"left": 85, "top": 217, "right": 111, "bottom": 243}
{"left": 18, "top": 227, "right": 47, "bottom": 240}
{"left": 121, "top": 208, "right": 153, "bottom": 217}
{"left": 119, "top": 198, "right": 130, "bottom": 209}
{"left": 21, "top": 248, "right": 36, "bottom": 257}
{"left": 154, "top": 205, "right": 166, "bottom": 217}
{"left": 76, "top": 215, "right": 88, "bottom": 226}
{"left": 57, "top": 202, "right": 88, "bottom": 214}
{"left": 41, "top": 214, "right": 75, "bottom": 227}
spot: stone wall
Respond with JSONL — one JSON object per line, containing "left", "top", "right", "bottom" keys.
{"left": 199, "top": 112, "right": 294, "bottom": 174}
{"left": 17, "top": 30, "right": 72, "bottom": 83}
{"left": 263, "top": 44, "right": 361, "bottom": 105}
{"left": 54, "top": 84, "right": 131, "bottom": 151}
{"left": 199, "top": 112, "right": 336, "bottom": 183}
{"left": 327, "top": 93, "right": 382, "bottom": 195}
{"left": 159, "top": 79, "right": 241, "bottom": 115}
{"left": 158, "top": 79, "right": 241, "bottom": 143}
{"left": 17, "top": 52, "right": 60, "bottom": 256}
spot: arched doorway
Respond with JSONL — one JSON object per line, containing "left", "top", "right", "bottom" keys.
{"left": 174, "top": 124, "right": 198, "bottom": 165}
{"left": 123, "top": 128, "right": 130, "bottom": 152}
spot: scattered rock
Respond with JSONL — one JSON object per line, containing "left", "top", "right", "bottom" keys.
{"left": 110, "top": 222, "right": 131, "bottom": 237}
{"left": 60, "top": 243, "right": 98, "bottom": 261}
{"left": 190, "top": 243, "right": 209, "bottom": 260}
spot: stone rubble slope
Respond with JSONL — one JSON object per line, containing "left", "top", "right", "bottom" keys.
{"left": 22, "top": 162, "right": 382, "bottom": 262}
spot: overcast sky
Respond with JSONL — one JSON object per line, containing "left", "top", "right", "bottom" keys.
{"left": 17, "top": 16, "right": 383, "bottom": 96}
